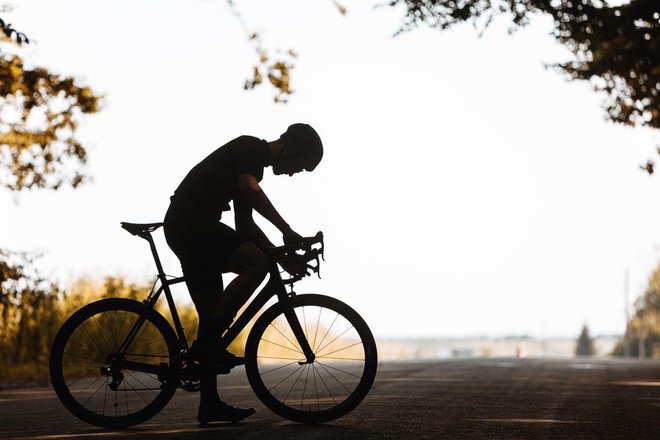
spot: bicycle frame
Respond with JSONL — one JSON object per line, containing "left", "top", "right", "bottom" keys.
{"left": 114, "top": 228, "right": 315, "bottom": 375}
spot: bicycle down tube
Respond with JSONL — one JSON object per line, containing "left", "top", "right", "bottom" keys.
{"left": 218, "top": 262, "right": 316, "bottom": 363}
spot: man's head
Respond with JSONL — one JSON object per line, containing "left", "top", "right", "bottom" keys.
{"left": 272, "top": 123, "right": 323, "bottom": 176}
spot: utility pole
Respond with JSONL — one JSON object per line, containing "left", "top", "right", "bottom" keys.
{"left": 624, "top": 268, "right": 630, "bottom": 358}
{"left": 639, "top": 321, "right": 645, "bottom": 358}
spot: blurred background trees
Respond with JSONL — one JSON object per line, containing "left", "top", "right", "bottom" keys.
{"left": 0, "top": 275, "right": 204, "bottom": 386}
{"left": 0, "top": 249, "right": 62, "bottom": 384}
{"left": 0, "top": 7, "right": 101, "bottom": 385}
{"left": 613, "top": 261, "right": 660, "bottom": 358}
{"left": 575, "top": 324, "right": 595, "bottom": 356}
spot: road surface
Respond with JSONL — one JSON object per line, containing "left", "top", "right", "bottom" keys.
{"left": 1, "top": 358, "right": 658, "bottom": 439}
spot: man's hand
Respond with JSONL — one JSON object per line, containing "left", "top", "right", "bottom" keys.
{"left": 282, "top": 227, "right": 303, "bottom": 246}
{"left": 280, "top": 254, "right": 310, "bottom": 278}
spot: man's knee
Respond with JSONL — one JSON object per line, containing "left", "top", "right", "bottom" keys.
{"left": 230, "top": 242, "right": 270, "bottom": 277}
{"left": 250, "top": 249, "right": 270, "bottom": 277}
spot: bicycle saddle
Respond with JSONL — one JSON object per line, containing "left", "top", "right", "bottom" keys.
{"left": 121, "top": 222, "right": 164, "bottom": 236}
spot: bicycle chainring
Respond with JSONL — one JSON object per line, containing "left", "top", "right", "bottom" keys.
{"left": 179, "top": 378, "right": 201, "bottom": 392}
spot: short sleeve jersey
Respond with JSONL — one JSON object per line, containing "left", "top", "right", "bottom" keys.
{"left": 169, "top": 136, "right": 269, "bottom": 221}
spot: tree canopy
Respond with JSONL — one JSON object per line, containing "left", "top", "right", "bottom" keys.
{"left": 391, "top": 0, "right": 658, "bottom": 130}
{"left": 237, "top": 0, "right": 658, "bottom": 140}
{"left": 0, "top": 16, "right": 101, "bottom": 191}
{"left": 0, "top": 11, "right": 102, "bottom": 375}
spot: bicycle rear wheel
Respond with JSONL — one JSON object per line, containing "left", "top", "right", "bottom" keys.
{"left": 49, "top": 298, "right": 179, "bottom": 428}
{"left": 245, "top": 294, "right": 377, "bottom": 423}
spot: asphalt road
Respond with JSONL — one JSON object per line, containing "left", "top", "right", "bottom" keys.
{"left": 1, "top": 358, "right": 658, "bottom": 440}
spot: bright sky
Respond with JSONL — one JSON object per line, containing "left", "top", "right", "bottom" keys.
{"left": 2, "top": 0, "right": 659, "bottom": 340}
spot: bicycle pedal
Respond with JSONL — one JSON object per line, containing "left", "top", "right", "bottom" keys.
{"left": 215, "top": 356, "right": 245, "bottom": 371}
{"left": 216, "top": 365, "right": 231, "bottom": 374}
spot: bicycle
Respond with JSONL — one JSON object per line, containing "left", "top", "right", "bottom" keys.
{"left": 49, "top": 222, "right": 378, "bottom": 428}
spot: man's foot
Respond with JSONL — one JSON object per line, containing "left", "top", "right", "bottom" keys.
{"left": 189, "top": 340, "right": 245, "bottom": 368}
{"left": 198, "top": 401, "right": 256, "bottom": 425}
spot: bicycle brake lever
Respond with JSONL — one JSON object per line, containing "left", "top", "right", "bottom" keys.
{"left": 317, "top": 231, "right": 325, "bottom": 261}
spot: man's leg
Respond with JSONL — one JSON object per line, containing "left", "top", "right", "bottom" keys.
{"left": 194, "top": 242, "right": 267, "bottom": 424}
{"left": 183, "top": 260, "right": 260, "bottom": 423}
{"left": 164, "top": 221, "right": 257, "bottom": 422}
{"left": 180, "top": 270, "right": 225, "bottom": 410}
{"left": 195, "top": 243, "right": 269, "bottom": 345}
{"left": 213, "top": 242, "right": 270, "bottom": 326}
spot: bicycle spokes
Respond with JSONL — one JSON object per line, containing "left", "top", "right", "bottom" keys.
{"left": 61, "top": 309, "right": 170, "bottom": 418}
{"left": 256, "top": 305, "right": 366, "bottom": 412}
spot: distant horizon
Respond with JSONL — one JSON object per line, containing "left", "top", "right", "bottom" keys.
{"left": 377, "top": 334, "right": 623, "bottom": 341}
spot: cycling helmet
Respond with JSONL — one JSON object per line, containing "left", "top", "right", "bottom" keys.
{"left": 281, "top": 123, "right": 323, "bottom": 171}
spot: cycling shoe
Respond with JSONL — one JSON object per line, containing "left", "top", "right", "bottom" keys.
{"left": 198, "top": 401, "right": 256, "bottom": 424}
{"left": 189, "top": 340, "right": 245, "bottom": 368}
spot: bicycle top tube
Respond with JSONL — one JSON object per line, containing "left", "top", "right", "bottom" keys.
{"left": 120, "top": 221, "right": 324, "bottom": 286}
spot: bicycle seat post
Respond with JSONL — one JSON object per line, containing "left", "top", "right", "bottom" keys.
{"left": 121, "top": 222, "right": 168, "bottom": 282}
{"left": 141, "top": 232, "right": 167, "bottom": 282}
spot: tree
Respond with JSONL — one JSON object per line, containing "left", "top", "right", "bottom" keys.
{"left": 388, "top": 0, "right": 659, "bottom": 170}
{"left": 612, "top": 261, "right": 660, "bottom": 358}
{"left": 0, "top": 8, "right": 101, "bottom": 383}
{"left": 575, "top": 324, "right": 595, "bottom": 356}
{"left": 229, "top": 0, "right": 659, "bottom": 165}
{"left": 0, "top": 14, "right": 101, "bottom": 191}
{"left": 0, "top": 249, "right": 62, "bottom": 383}
{"left": 393, "top": 1, "right": 658, "bottom": 128}
{"left": 236, "top": 1, "right": 657, "bottom": 154}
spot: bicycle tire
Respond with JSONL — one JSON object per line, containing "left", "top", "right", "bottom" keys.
{"left": 245, "top": 294, "right": 377, "bottom": 423}
{"left": 50, "top": 298, "right": 179, "bottom": 428}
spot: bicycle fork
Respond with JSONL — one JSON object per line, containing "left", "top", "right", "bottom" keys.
{"left": 283, "top": 305, "right": 316, "bottom": 365}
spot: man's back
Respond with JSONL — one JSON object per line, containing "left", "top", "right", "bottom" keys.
{"left": 169, "top": 135, "right": 269, "bottom": 221}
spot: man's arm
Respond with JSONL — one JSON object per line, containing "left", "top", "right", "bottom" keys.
{"left": 234, "top": 195, "right": 275, "bottom": 251}
{"left": 236, "top": 173, "right": 302, "bottom": 243}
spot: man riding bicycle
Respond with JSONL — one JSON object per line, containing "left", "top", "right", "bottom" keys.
{"left": 163, "top": 123, "right": 323, "bottom": 424}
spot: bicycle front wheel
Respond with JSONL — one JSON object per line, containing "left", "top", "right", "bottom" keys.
{"left": 245, "top": 294, "right": 378, "bottom": 423}
{"left": 49, "top": 298, "right": 179, "bottom": 428}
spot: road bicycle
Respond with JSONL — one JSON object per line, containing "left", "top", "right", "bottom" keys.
{"left": 49, "top": 222, "right": 378, "bottom": 428}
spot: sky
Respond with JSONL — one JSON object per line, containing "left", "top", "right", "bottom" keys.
{"left": 2, "top": 0, "right": 659, "bottom": 340}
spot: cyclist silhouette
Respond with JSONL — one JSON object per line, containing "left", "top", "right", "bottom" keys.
{"left": 163, "top": 123, "right": 323, "bottom": 424}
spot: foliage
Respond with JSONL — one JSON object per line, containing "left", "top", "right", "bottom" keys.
{"left": 232, "top": 0, "right": 658, "bottom": 167}
{"left": 227, "top": 0, "right": 298, "bottom": 103}
{"left": 241, "top": 31, "right": 297, "bottom": 104}
{"left": 0, "top": 15, "right": 101, "bottom": 191}
{"left": 0, "top": 11, "right": 102, "bottom": 384}
{"left": 575, "top": 324, "right": 595, "bottom": 356}
{"left": 0, "top": 274, "right": 251, "bottom": 386}
{"left": 0, "top": 16, "right": 29, "bottom": 44}
{"left": 389, "top": 0, "right": 658, "bottom": 131}
{"left": 612, "top": 261, "right": 660, "bottom": 358}
{"left": 228, "top": 0, "right": 347, "bottom": 102}
{"left": 0, "top": 249, "right": 62, "bottom": 384}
